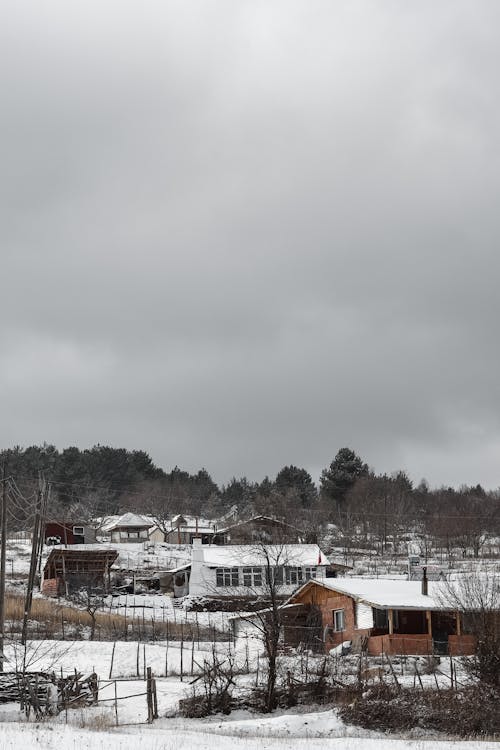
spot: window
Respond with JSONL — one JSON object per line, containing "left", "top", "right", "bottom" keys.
{"left": 304, "top": 567, "right": 317, "bottom": 581}
{"left": 373, "top": 608, "right": 388, "bottom": 629}
{"left": 273, "top": 566, "right": 283, "bottom": 585}
{"left": 72, "top": 526, "right": 84, "bottom": 536}
{"left": 266, "top": 566, "right": 284, "bottom": 585}
{"left": 285, "top": 567, "right": 304, "bottom": 586}
{"left": 242, "top": 567, "right": 263, "bottom": 587}
{"left": 216, "top": 567, "right": 239, "bottom": 587}
{"left": 333, "top": 609, "right": 345, "bottom": 632}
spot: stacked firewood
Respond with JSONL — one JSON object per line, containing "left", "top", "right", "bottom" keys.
{"left": 0, "top": 672, "right": 52, "bottom": 704}
{"left": 0, "top": 671, "right": 99, "bottom": 717}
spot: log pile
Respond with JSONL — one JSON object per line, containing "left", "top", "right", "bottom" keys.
{"left": 0, "top": 672, "right": 52, "bottom": 704}
{"left": 0, "top": 670, "right": 99, "bottom": 717}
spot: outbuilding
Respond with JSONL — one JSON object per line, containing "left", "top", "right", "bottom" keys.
{"left": 41, "top": 547, "right": 118, "bottom": 597}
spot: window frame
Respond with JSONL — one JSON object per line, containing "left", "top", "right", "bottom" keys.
{"left": 242, "top": 566, "right": 263, "bottom": 587}
{"left": 216, "top": 567, "right": 239, "bottom": 587}
{"left": 333, "top": 608, "right": 345, "bottom": 632}
{"left": 285, "top": 566, "right": 304, "bottom": 586}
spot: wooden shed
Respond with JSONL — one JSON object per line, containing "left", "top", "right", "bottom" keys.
{"left": 41, "top": 548, "right": 118, "bottom": 597}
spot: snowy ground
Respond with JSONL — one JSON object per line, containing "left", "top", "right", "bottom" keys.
{"left": 0, "top": 713, "right": 498, "bottom": 750}
{"left": 3, "top": 638, "right": 239, "bottom": 677}
{"left": 102, "top": 592, "right": 234, "bottom": 631}
{"left": 0, "top": 636, "right": 494, "bottom": 748}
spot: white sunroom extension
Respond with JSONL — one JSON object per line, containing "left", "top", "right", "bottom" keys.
{"left": 188, "top": 539, "right": 333, "bottom": 598}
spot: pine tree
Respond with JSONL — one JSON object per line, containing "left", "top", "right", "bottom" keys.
{"left": 320, "top": 448, "right": 368, "bottom": 507}
{"left": 275, "top": 465, "right": 317, "bottom": 507}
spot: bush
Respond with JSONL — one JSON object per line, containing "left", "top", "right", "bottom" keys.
{"left": 339, "top": 685, "right": 500, "bottom": 737}
{"left": 179, "top": 650, "right": 236, "bottom": 718}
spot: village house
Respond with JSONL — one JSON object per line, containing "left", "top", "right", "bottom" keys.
{"left": 106, "top": 512, "right": 154, "bottom": 543}
{"left": 186, "top": 539, "right": 340, "bottom": 600}
{"left": 272, "top": 576, "right": 478, "bottom": 656}
{"left": 44, "top": 521, "right": 97, "bottom": 546}
{"left": 212, "top": 515, "right": 305, "bottom": 545}
{"left": 150, "top": 514, "right": 216, "bottom": 545}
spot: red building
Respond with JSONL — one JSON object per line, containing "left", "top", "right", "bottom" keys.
{"left": 44, "top": 521, "right": 96, "bottom": 546}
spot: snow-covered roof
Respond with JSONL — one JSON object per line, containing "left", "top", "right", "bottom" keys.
{"left": 292, "top": 577, "right": 458, "bottom": 611}
{"left": 195, "top": 544, "right": 329, "bottom": 568}
{"left": 106, "top": 512, "right": 154, "bottom": 530}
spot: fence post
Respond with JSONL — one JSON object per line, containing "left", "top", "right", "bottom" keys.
{"left": 114, "top": 680, "right": 119, "bottom": 726}
{"left": 152, "top": 674, "right": 158, "bottom": 719}
{"left": 109, "top": 641, "right": 116, "bottom": 679}
{"left": 146, "top": 666, "right": 153, "bottom": 723}
{"left": 180, "top": 624, "right": 184, "bottom": 682}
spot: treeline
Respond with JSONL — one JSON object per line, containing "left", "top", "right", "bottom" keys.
{"left": 2, "top": 444, "right": 499, "bottom": 557}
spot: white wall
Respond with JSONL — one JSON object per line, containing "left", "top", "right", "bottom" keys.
{"left": 189, "top": 561, "right": 327, "bottom": 598}
{"left": 356, "top": 601, "right": 374, "bottom": 629}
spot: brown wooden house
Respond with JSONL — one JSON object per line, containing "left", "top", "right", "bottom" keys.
{"left": 212, "top": 516, "right": 305, "bottom": 545}
{"left": 282, "top": 577, "right": 477, "bottom": 656}
{"left": 41, "top": 548, "right": 118, "bottom": 597}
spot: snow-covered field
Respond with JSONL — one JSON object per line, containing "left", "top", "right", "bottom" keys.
{"left": 103, "top": 592, "right": 234, "bottom": 631}
{"left": 4, "top": 638, "right": 238, "bottom": 678}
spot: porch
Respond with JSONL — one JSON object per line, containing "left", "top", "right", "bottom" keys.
{"left": 367, "top": 608, "right": 476, "bottom": 656}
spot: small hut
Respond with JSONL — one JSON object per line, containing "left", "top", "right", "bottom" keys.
{"left": 41, "top": 548, "right": 118, "bottom": 597}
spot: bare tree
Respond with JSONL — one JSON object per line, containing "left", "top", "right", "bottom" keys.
{"left": 440, "top": 572, "right": 500, "bottom": 687}
{"left": 69, "top": 587, "right": 105, "bottom": 641}
{"left": 234, "top": 544, "right": 302, "bottom": 712}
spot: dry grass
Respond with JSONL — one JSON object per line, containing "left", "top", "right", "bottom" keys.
{"left": 5, "top": 593, "right": 226, "bottom": 642}
{"left": 76, "top": 709, "right": 116, "bottom": 730}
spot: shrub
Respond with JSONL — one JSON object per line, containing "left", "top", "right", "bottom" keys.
{"left": 339, "top": 685, "right": 500, "bottom": 737}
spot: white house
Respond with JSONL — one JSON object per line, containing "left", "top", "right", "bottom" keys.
{"left": 188, "top": 539, "right": 332, "bottom": 598}
{"left": 106, "top": 512, "right": 154, "bottom": 543}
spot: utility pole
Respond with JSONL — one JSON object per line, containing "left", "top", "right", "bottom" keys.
{"left": 22, "top": 474, "right": 44, "bottom": 646}
{"left": 0, "top": 462, "right": 7, "bottom": 671}
{"left": 36, "top": 481, "right": 50, "bottom": 580}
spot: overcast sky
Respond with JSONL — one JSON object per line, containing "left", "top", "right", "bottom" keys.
{"left": 2, "top": 1, "right": 500, "bottom": 489}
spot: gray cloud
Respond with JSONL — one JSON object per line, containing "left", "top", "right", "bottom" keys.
{"left": 2, "top": 0, "right": 500, "bottom": 488}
